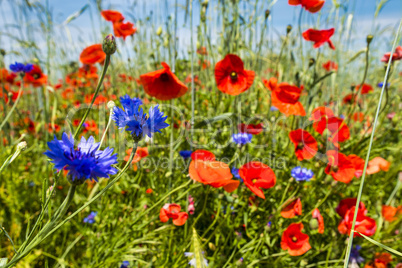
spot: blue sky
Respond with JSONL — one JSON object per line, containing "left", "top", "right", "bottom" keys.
{"left": 0, "top": 0, "right": 401, "bottom": 67}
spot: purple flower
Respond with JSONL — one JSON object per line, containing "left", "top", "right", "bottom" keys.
{"left": 9, "top": 62, "right": 33, "bottom": 73}
{"left": 83, "top": 211, "right": 97, "bottom": 224}
{"left": 231, "top": 167, "right": 241, "bottom": 179}
{"left": 291, "top": 166, "right": 314, "bottom": 182}
{"left": 350, "top": 245, "right": 364, "bottom": 264}
{"left": 179, "top": 150, "right": 192, "bottom": 159}
{"left": 232, "top": 133, "right": 252, "bottom": 145}
{"left": 44, "top": 133, "right": 118, "bottom": 183}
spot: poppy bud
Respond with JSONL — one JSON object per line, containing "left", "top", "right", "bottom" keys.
{"left": 286, "top": 25, "right": 292, "bottom": 35}
{"left": 265, "top": 10, "right": 270, "bottom": 20}
{"left": 308, "top": 58, "right": 315, "bottom": 67}
{"left": 208, "top": 242, "right": 216, "bottom": 251}
{"left": 350, "top": 84, "right": 355, "bottom": 91}
{"left": 309, "top": 218, "right": 319, "bottom": 230}
{"left": 107, "top": 100, "right": 116, "bottom": 110}
{"left": 102, "top": 34, "right": 117, "bottom": 55}
{"left": 366, "top": 35, "right": 373, "bottom": 45}
{"left": 0, "top": 49, "right": 5, "bottom": 56}
{"left": 156, "top": 26, "right": 162, "bottom": 36}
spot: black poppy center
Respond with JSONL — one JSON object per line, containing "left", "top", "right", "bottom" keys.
{"left": 33, "top": 73, "right": 40, "bottom": 79}
{"left": 297, "top": 142, "right": 304, "bottom": 149}
{"left": 160, "top": 73, "right": 170, "bottom": 82}
{"left": 230, "top": 71, "right": 238, "bottom": 80}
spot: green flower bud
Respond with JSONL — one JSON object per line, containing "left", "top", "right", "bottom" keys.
{"left": 156, "top": 26, "right": 163, "bottom": 36}
{"left": 265, "top": 10, "right": 270, "bottom": 20}
{"left": 102, "top": 34, "right": 117, "bottom": 55}
{"left": 286, "top": 25, "right": 292, "bottom": 34}
{"left": 366, "top": 35, "right": 373, "bottom": 45}
{"left": 308, "top": 58, "right": 315, "bottom": 67}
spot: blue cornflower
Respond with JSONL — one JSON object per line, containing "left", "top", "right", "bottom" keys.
{"left": 179, "top": 150, "right": 192, "bottom": 159}
{"left": 291, "top": 166, "right": 314, "bottom": 182}
{"left": 350, "top": 245, "right": 364, "bottom": 264}
{"left": 185, "top": 252, "right": 208, "bottom": 267}
{"left": 83, "top": 211, "right": 97, "bottom": 224}
{"left": 231, "top": 167, "right": 241, "bottom": 179}
{"left": 232, "top": 133, "right": 252, "bottom": 145}
{"left": 119, "top": 94, "right": 142, "bottom": 107}
{"left": 377, "top": 82, "right": 390, "bottom": 88}
{"left": 112, "top": 96, "right": 168, "bottom": 139}
{"left": 9, "top": 62, "right": 33, "bottom": 73}
{"left": 270, "top": 106, "right": 278, "bottom": 111}
{"left": 44, "top": 132, "right": 118, "bottom": 183}
{"left": 120, "top": 261, "right": 130, "bottom": 268}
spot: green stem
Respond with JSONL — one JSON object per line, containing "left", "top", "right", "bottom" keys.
{"left": 343, "top": 19, "right": 402, "bottom": 268}
{"left": 73, "top": 55, "right": 111, "bottom": 139}
{"left": 0, "top": 79, "right": 23, "bottom": 131}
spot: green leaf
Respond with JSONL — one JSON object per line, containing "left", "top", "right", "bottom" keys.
{"left": 356, "top": 231, "right": 402, "bottom": 257}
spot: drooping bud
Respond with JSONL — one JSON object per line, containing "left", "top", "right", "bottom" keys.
{"left": 286, "top": 25, "right": 292, "bottom": 35}
{"left": 308, "top": 58, "right": 316, "bottom": 67}
{"left": 366, "top": 35, "right": 373, "bottom": 46}
{"left": 102, "top": 34, "right": 117, "bottom": 55}
{"left": 265, "top": 10, "right": 270, "bottom": 20}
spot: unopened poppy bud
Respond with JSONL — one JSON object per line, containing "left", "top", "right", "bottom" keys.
{"left": 309, "top": 218, "right": 319, "bottom": 230}
{"left": 102, "top": 34, "right": 117, "bottom": 55}
{"left": 208, "top": 242, "right": 216, "bottom": 251}
{"left": 156, "top": 26, "right": 162, "bottom": 36}
{"left": 17, "top": 141, "right": 27, "bottom": 151}
{"left": 286, "top": 25, "right": 292, "bottom": 34}
{"left": 366, "top": 35, "right": 373, "bottom": 45}
{"left": 107, "top": 100, "right": 116, "bottom": 110}
{"left": 350, "top": 84, "right": 356, "bottom": 91}
{"left": 265, "top": 10, "right": 270, "bottom": 20}
{"left": 308, "top": 58, "right": 315, "bottom": 67}
{"left": 0, "top": 49, "right": 5, "bottom": 56}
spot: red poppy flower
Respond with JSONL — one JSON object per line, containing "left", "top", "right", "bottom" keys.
{"left": 196, "top": 46, "right": 207, "bottom": 55}
{"left": 214, "top": 54, "right": 255, "bottom": 95}
{"left": 82, "top": 120, "right": 99, "bottom": 135}
{"left": 352, "top": 112, "right": 365, "bottom": 122}
{"left": 189, "top": 150, "right": 239, "bottom": 193}
{"left": 271, "top": 84, "right": 306, "bottom": 116}
{"left": 24, "top": 65, "right": 48, "bottom": 87}
{"left": 80, "top": 44, "right": 106, "bottom": 65}
{"left": 238, "top": 123, "right": 264, "bottom": 135}
{"left": 113, "top": 21, "right": 137, "bottom": 40}
{"left": 47, "top": 123, "right": 61, "bottom": 133}
{"left": 338, "top": 206, "right": 376, "bottom": 237}
{"left": 288, "top": 0, "right": 325, "bottom": 13}
{"left": 302, "top": 28, "right": 335, "bottom": 50}
{"left": 125, "top": 147, "right": 149, "bottom": 164}
{"left": 309, "top": 106, "right": 334, "bottom": 122}
{"left": 281, "top": 223, "right": 311, "bottom": 256}
{"left": 382, "top": 205, "right": 402, "bottom": 222}
{"left": 159, "top": 203, "right": 188, "bottom": 226}
{"left": 100, "top": 10, "right": 124, "bottom": 23}
{"left": 312, "top": 208, "right": 324, "bottom": 234}
{"left": 313, "top": 116, "right": 350, "bottom": 144}
{"left": 0, "top": 68, "right": 8, "bottom": 83}
{"left": 381, "top": 45, "right": 402, "bottom": 62}
{"left": 84, "top": 93, "right": 107, "bottom": 105}
{"left": 370, "top": 253, "right": 393, "bottom": 268}
{"left": 348, "top": 154, "right": 365, "bottom": 178}
{"left": 262, "top": 77, "right": 278, "bottom": 91}
{"left": 146, "top": 188, "right": 153, "bottom": 194}
{"left": 281, "top": 198, "right": 302, "bottom": 218}
{"left": 289, "top": 129, "right": 317, "bottom": 161}
{"left": 355, "top": 83, "right": 373, "bottom": 94}
{"left": 366, "top": 157, "right": 390, "bottom": 175}
{"left": 336, "top": 198, "right": 366, "bottom": 218}
{"left": 140, "top": 62, "right": 188, "bottom": 100}
{"left": 239, "top": 162, "right": 276, "bottom": 199}
{"left": 325, "top": 150, "right": 355, "bottom": 183}
{"left": 342, "top": 93, "right": 358, "bottom": 105}
{"left": 322, "top": 60, "right": 338, "bottom": 71}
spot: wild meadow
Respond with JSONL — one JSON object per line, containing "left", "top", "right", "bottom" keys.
{"left": 0, "top": 0, "right": 401, "bottom": 267}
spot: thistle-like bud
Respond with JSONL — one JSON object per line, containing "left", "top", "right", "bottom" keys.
{"left": 102, "top": 34, "right": 117, "bottom": 55}
{"left": 286, "top": 25, "right": 292, "bottom": 35}
{"left": 265, "top": 10, "right": 270, "bottom": 20}
{"left": 17, "top": 141, "right": 27, "bottom": 151}
{"left": 67, "top": 175, "right": 86, "bottom": 186}
{"left": 308, "top": 58, "right": 316, "bottom": 67}
{"left": 107, "top": 100, "right": 116, "bottom": 110}
{"left": 366, "top": 35, "right": 374, "bottom": 46}
{"left": 131, "top": 132, "right": 143, "bottom": 143}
